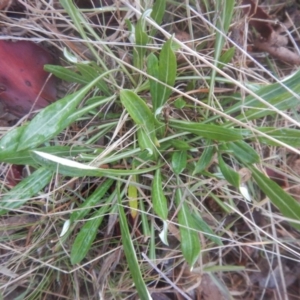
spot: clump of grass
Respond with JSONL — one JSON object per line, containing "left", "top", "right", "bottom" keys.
{"left": 1, "top": 0, "right": 300, "bottom": 299}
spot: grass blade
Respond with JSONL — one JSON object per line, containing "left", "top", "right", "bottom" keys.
{"left": 120, "top": 89, "right": 158, "bottom": 157}
{"left": 176, "top": 183, "right": 201, "bottom": 268}
{"left": 192, "top": 214, "right": 223, "bottom": 246}
{"left": 209, "top": 0, "right": 234, "bottom": 102}
{"left": 133, "top": 15, "right": 148, "bottom": 71}
{"left": 193, "top": 141, "right": 215, "bottom": 175}
{"left": 172, "top": 150, "right": 187, "bottom": 174}
{"left": 218, "top": 154, "right": 240, "bottom": 188}
{"left": 150, "top": 0, "right": 166, "bottom": 37}
{"left": 152, "top": 168, "right": 168, "bottom": 220}
{"left": 226, "top": 69, "right": 300, "bottom": 122}
{"left": 117, "top": 183, "right": 151, "bottom": 299}
{"left": 248, "top": 164, "right": 300, "bottom": 230}
{"left": 0, "top": 126, "right": 26, "bottom": 152}
{"left": 170, "top": 119, "right": 243, "bottom": 141}
{"left": 225, "top": 141, "right": 260, "bottom": 164}
{"left": 71, "top": 193, "right": 114, "bottom": 264}
{"left": 128, "top": 175, "right": 138, "bottom": 219}
{"left": 258, "top": 127, "right": 300, "bottom": 147}
{"left": 17, "top": 75, "right": 103, "bottom": 151}
{"left": 0, "top": 168, "right": 53, "bottom": 215}
{"left": 70, "top": 178, "right": 114, "bottom": 222}
{"left": 31, "top": 150, "right": 160, "bottom": 177}
{"left": 148, "top": 39, "right": 177, "bottom": 113}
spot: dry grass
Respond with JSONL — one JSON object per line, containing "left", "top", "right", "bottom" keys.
{"left": 1, "top": 1, "right": 300, "bottom": 299}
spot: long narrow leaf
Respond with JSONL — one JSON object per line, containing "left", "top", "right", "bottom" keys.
{"left": 193, "top": 141, "right": 215, "bottom": 175}
{"left": 117, "top": 184, "right": 151, "bottom": 299}
{"left": 152, "top": 169, "right": 168, "bottom": 220}
{"left": 0, "top": 126, "right": 26, "bottom": 152}
{"left": 258, "top": 127, "right": 300, "bottom": 147}
{"left": 209, "top": 0, "right": 234, "bottom": 101}
{"left": 150, "top": 0, "right": 166, "bottom": 37}
{"left": 31, "top": 151, "right": 159, "bottom": 177}
{"left": 134, "top": 16, "right": 148, "bottom": 71}
{"left": 225, "top": 141, "right": 260, "bottom": 164}
{"left": 218, "top": 154, "right": 240, "bottom": 188}
{"left": 120, "top": 90, "right": 158, "bottom": 157}
{"left": 0, "top": 168, "right": 53, "bottom": 215}
{"left": 248, "top": 165, "right": 300, "bottom": 230}
{"left": 176, "top": 184, "right": 201, "bottom": 268}
{"left": 70, "top": 178, "right": 114, "bottom": 222}
{"left": 148, "top": 39, "right": 177, "bottom": 113}
{"left": 170, "top": 119, "right": 243, "bottom": 141}
{"left": 17, "top": 75, "right": 104, "bottom": 151}
{"left": 71, "top": 193, "right": 114, "bottom": 264}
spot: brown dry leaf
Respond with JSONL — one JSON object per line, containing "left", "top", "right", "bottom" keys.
{"left": 0, "top": 0, "right": 12, "bottom": 10}
{"left": 254, "top": 38, "right": 300, "bottom": 65}
{"left": 151, "top": 293, "right": 172, "bottom": 300}
{"left": 197, "top": 274, "right": 227, "bottom": 300}
{"left": 243, "top": 0, "right": 273, "bottom": 40}
{"left": 250, "top": 257, "right": 299, "bottom": 293}
{"left": 174, "top": 29, "right": 192, "bottom": 63}
{"left": 174, "top": 30, "right": 192, "bottom": 49}
{"left": 243, "top": 0, "right": 300, "bottom": 64}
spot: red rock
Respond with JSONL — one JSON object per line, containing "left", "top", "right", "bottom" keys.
{"left": 0, "top": 40, "right": 57, "bottom": 117}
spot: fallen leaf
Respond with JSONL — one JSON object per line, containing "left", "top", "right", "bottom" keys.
{"left": 0, "top": 40, "right": 57, "bottom": 117}
{"left": 243, "top": 0, "right": 273, "bottom": 40}
{"left": 198, "top": 273, "right": 227, "bottom": 300}
{"left": 0, "top": 0, "right": 12, "bottom": 10}
{"left": 6, "top": 165, "right": 24, "bottom": 187}
{"left": 254, "top": 38, "right": 300, "bottom": 65}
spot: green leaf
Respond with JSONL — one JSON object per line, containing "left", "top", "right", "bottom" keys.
{"left": 248, "top": 165, "right": 300, "bottom": 230}
{"left": 137, "top": 128, "right": 156, "bottom": 157}
{"left": 17, "top": 75, "right": 103, "bottom": 151}
{"left": 0, "top": 168, "right": 53, "bottom": 215}
{"left": 258, "top": 127, "right": 300, "bottom": 147}
{"left": 117, "top": 184, "right": 151, "bottom": 299}
{"left": 70, "top": 178, "right": 114, "bottom": 222}
{"left": 44, "top": 64, "right": 88, "bottom": 85}
{"left": 176, "top": 186, "right": 201, "bottom": 268}
{"left": 134, "top": 15, "right": 149, "bottom": 71}
{"left": 70, "top": 194, "right": 113, "bottom": 264}
{"left": 218, "top": 154, "right": 240, "bottom": 188}
{"left": 226, "top": 141, "right": 260, "bottom": 164}
{"left": 218, "top": 47, "right": 235, "bottom": 69}
{"left": 152, "top": 169, "right": 168, "bottom": 220}
{"left": 172, "top": 150, "right": 187, "bottom": 174}
{"left": 0, "top": 126, "right": 26, "bottom": 152}
{"left": 0, "top": 146, "right": 95, "bottom": 165}
{"left": 148, "top": 39, "right": 177, "bottom": 113}
{"left": 31, "top": 150, "right": 160, "bottom": 177}
{"left": 193, "top": 141, "right": 215, "bottom": 175}
{"left": 174, "top": 97, "right": 186, "bottom": 109}
{"left": 150, "top": 0, "right": 166, "bottom": 36}
{"left": 170, "top": 139, "right": 191, "bottom": 150}
{"left": 209, "top": 0, "right": 234, "bottom": 101}
{"left": 225, "top": 69, "right": 300, "bottom": 122}
{"left": 147, "top": 53, "right": 159, "bottom": 108}
{"left": 192, "top": 214, "right": 223, "bottom": 246}
{"left": 76, "top": 63, "right": 110, "bottom": 95}
{"left": 170, "top": 119, "right": 243, "bottom": 141}
{"left": 120, "top": 90, "right": 158, "bottom": 157}
{"left": 128, "top": 175, "right": 138, "bottom": 218}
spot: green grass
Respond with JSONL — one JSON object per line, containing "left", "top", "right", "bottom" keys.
{"left": 1, "top": 0, "right": 300, "bottom": 299}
